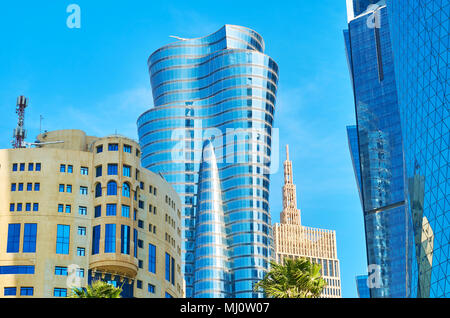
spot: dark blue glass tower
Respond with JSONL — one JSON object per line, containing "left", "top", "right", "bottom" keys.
{"left": 344, "top": 1, "right": 415, "bottom": 297}
{"left": 387, "top": 0, "right": 449, "bottom": 298}
{"left": 137, "top": 25, "right": 278, "bottom": 297}
{"left": 355, "top": 275, "right": 371, "bottom": 298}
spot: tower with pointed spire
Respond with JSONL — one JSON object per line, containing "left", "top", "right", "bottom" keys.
{"left": 273, "top": 145, "right": 342, "bottom": 298}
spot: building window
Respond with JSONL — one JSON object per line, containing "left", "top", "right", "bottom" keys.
{"left": 59, "top": 184, "right": 65, "bottom": 192}
{"left": 67, "top": 165, "right": 73, "bottom": 174}
{"left": 107, "top": 181, "right": 117, "bottom": 195}
{"left": 9, "top": 203, "right": 14, "bottom": 212}
{"left": 28, "top": 163, "right": 34, "bottom": 171}
{"left": 138, "top": 220, "right": 144, "bottom": 229}
{"left": 123, "top": 165, "right": 131, "bottom": 177}
{"left": 108, "top": 143, "right": 119, "bottom": 151}
{"left": 80, "top": 167, "right": 89, "bottom": 175}
{"left": 60, "top": 164, "right": 66, "bottom": 173}
{"left": 78, "top": 226, "right": 86, "bottom": 236}
{"left": 134, "top": 229, "right": 138, "bottom": 258}
{"left": 34, "top": 183, "right": 40, "bottom": 191}
{"left": 7, "top": 224, "right": 21, "bottom": 253}
{"left": 20, "top": 287, "right": 34, "bottom": 296}
{"left": 122, "top": 182, "right": 130, "bottom": 198}
{"left": 33, "top": 203, "right": 39, "bottom": 212}
{"left": 27, "top": 183, "right": 32, "bottom": 191}
{"left": 94, "top": 205, "right": 101, "bottom": 218}
{"left": 54, "top": 288, "right": 67, "bottom": 297}
{"left": 80, "top": 186, "right": 88, "bottom": 195}
{"left": 12, "top": 163, "right": 17, "bottom": 171}
{"left": 121, "top": 225, "right": 130, "bottom": 255}
{"left": 106, "top": 204, "right": 117, "bottom": 216}
{"left": 23, "top": 223, "right": 37, "bottom": 253}
{"left": 65, "top": 205, "right": 71, "bottom": 214}
{"left": 56, "top": 225, "right": 70, "bottom": 255}
{"left": 92, "top": 225, "right": 100, "bottom": 255}
{"left": 123, "top": 144, "right": 132, "bottom": 153}
{"left": 95, "top": 183, "right": 102, "bottom": 197}
{"left": 55, "top": 266, "right": 68, "bottom": 276}
{"left": 137, "top": 280, "right": 142, "bottom": 289}
{"left": 4, "top": 287, "right": 17, "bottom": 296}
{"left": 96, "top": 145, "right": 103, "bottom": 153}
{"left": 107, "top": 164, "right": 118, "bottom": 175}
{"left": 77, "top": 247, "right": 85, "bottom": 256}
{"left": 11, "top": 183, "right": 16, "bottom": 192}
{"left": 138, "top": 260, "right": 143, "bottom": 269}
{"left": 17, "top": 203, "right": 22, "bottom": 212}
{"left": 58, "top": 204, "right": 64, "bottom": 213}
{"left": 35, "top": 163, "right": 41, "bottom": 171}
{"left": 148, "top": 284, "right": 155, "bottom": 293}
{"left": 20, "top": 163, "right": 25, "bottom": 171}
{"left": 105, "top": 224, "right": 116, "bottom": 253}
{"left": 79, "top": 206, "right": 87, "bottom": 216}
{"left": 18, "top": 183, "right": 23, "bottom": 191}
{"left": 149, "top": 243, "right": 156, "bottom": 274}
{"left": 96, "top": 165, "right": 102, "bottom": 177}
{"left": 77, "top": 268, "right": 85, "bottom": 278}
{"left": 165, "top": 292, "right": 173, "bottom": 298}
{"left": 26, "top": 203, "right": 31, "bottom": 211}
{"left": 121, "top": 205, "right": 130, "bottom": 218}
{"left": 66, "top": 185, "right": 72, "bottom": 193}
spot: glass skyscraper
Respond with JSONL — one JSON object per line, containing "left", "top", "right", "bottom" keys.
{"left": 344, "top": 0, "right": 415, "bottom": 297}
{"left": 137, "top": 25, "right": 278, "bottom": 297}
{"left": 387, "top": 0, "right": 449, "bottom": 298}
{"left": 355, "top": 275, "right": 371, "bottom": 298}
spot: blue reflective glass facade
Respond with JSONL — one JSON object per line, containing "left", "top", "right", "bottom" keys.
{"left": 387, "top": 0, "right": 450, "bottom": 298}
{"left": 356, "top": 275, "right": 371, "bottom": 298}
{"left": 344, "top": 3, "right": 415, "bottom": 297}
{"left": 137, "top": 25, "right": 278, "bottom": 298}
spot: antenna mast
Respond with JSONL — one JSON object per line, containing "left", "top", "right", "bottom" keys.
{"left": 12, "top": 96, "right": 28, "bottom": 149}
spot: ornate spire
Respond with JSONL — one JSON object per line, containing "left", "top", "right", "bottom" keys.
{"left": 281, "top": 145, "right": 301, "bottom": 225}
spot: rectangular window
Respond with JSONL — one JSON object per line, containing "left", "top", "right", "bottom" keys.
{"left": 20, "top": 163, "right": 25, "bottom": 171}
{"left": 27, "top": 183, "right": 32, "bottom": 191}
{"left": 67, "top": 165, "right": 73, "bottom": 173}
{"left": 107, "top": 164, "right": 118, "bottom": 175}
{"left": 138, "top": 200, "right": 144, "bottom": 209}
{"left": 95, "top": 165, "right": 102, "bottom": 177}
{"left": 7, "top": 224, "right": 21, "bottom": 253}
{"left": 59, "top": 184, "right": 64, "bottom": 192}
{"left": 80, "top": 167, "right": 89, "bottom": 175}
{"left": 105, "top": 224, "right": 116, "bottom": 253}
{"left": 137, "top": 280, "right": 142, "bottom": 289}
{"left": 56, "top": 225, "right": 70, "bottom": 255}
{"left": 10, "top": 203, "right": 14, "bottom": 212}
{"left": 12, "top": 163, "right": 17, "bottom": 171}
{"left": 77, "top": 268, "right": 85, "bottom": 278}
{"left": 34, "top": 183, "right": 40, "bottom": 191}
{"left": 17, "top": 203, "right": 22, "bottom": 212}
{"left": 18, "top": 183, "right": 23, "bottom": 191}
{"left": 20, "top": 287, "right": 34, "bottom": 296}
{"left": 94, "top": 205, "right": 101, "bottom": 218}
{"left": 35, "top": 163, "right": 41, "bottom": 171}
{"left": 66, "top": 185, "right": 72, "bottom": 193}
{"left": 58, "top": 204, "right": 64, "bottom": 213}
{"left": 65, "top": 205, "right": 71, "bottom": 214}
{"left": 23, "top": 223, "right": 37, "bottom": 253}
{"left": 140, "top": 182, "right": 144, "bottom": 190}
{"left": 148, "top": 284, "right": 155, "bottom": 293}
{"left": 80, "top": 186, "right": 88, "bottom": 195}
{"left": 171, "top": 256, "right": 175, "bottom": 285}
{"left": 165, "top": 253, "right": 171, "bottom": 282}
{"left": 60, "top": 164, "right": 66, "bottom": 173}
{"left": 121, "top": 225, "right": 130, "bottom": 255}
{"left": 92, "top": 225, "right": 100, "bottom": 255}
{"left": 138, "top": 220, "right": 144, "bottom": 229}
{"left": 123, "top": 145, "right": 132, "bottom": 153}
{"left": 77, "top": 247, "right": 85, "bottom": 256}
{"left": 108, "top": 143, "right": 119, "bottom": 151}
{"left": 55, "top": 266, "right": 68, "bottom": 276}
{"left": 26, "top": 203, "right": 31, "bottom": 211}
{"left": 79, "top": 206, "right": 87, "bottom": 216}
{"left": 96, "top": 145, "right": 103, "bottom": 153}
{"left": 33, "top": 203, "right": 39, "bottom": 212}
{"left": 54, "top": 288, "right": 67, "bottom": 297}
{"left": 149, "top": 243, "right": 156, "bottom": 274}
{"left": 0, "top": 266, "right": 34, "bottom": 275}
{"left": 123, "top": 165, "right": 131, "bottom": 177}
{"left": 134, "top": 229, "right": 138, "bottom": 258}
{"left": 4, "top": 287, "right": 16, "bottom": 296}
{"left": 165, "top": 292, "right": 173, "bottom": 298}
{"left": 11, "top": 183, "right": 16, "bottom": 192}
{"left": 78, "top": 226, "right": 86, "bottom": 236}
{"left": 28, "top": 163, "right": 34, "bottom": 171}
{"left": 121, "top": 205, "right": 130, "bottom": 218}
{"left": 106, "top": 204, "right": 117, "bottom": 216}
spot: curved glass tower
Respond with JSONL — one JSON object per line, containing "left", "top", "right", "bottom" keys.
{"left": 387, "top": 0, "right": 449, "bottom": 298}
{"left": 137, "top": 25, "right": 279, "bottom": 297}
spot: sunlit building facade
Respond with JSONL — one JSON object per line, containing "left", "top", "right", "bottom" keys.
{"left": 273, "top": 146, "right": 342, "bottom": 298}
{"left": 137, "top": 25, "right": 279, "bottom": 297}
{"left": 387, "top": 0, "right": 449, "bottom": 298}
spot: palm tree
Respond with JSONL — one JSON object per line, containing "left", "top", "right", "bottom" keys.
{"left": 254, "top": 258, "right": 327, "bottom": 298}
{"left": 68, "top": 280, "right": 123, "bottom": 298}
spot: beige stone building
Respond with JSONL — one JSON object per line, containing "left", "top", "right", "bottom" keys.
{"left": 0, "top": 129, "right": 184, "bottom": 298}
{"left": 273, "top": 145, "right": 342, "bottom": 298}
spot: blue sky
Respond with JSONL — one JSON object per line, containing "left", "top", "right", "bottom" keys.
{"left": 0, "top": 0, "right": 367, "bottom": 297}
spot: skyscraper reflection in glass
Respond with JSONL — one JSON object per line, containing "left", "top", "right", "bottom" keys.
{"left": 387, "top": 0, "right": 449, "bottom": 298}
{"left": 137, "top": 25, "right": 278, "bottom": 297}
{"left": 344, "top": 1, "right": 415, "bottom": 297}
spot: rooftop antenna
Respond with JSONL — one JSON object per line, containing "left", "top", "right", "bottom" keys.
{"left": 12, "top": 96, "right": 28, "bottom": 149}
